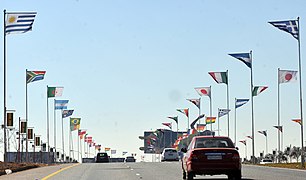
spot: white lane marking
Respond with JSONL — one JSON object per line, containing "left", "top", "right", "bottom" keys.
{"left": 136, "top": 173, "right": 140, "bottom": 176}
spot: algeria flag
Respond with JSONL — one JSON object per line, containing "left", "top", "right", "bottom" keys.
{"left": 195, "top": 87, "right": 211, "bottom": 97}
{"left": 208, "top": 72, "right": 228, "bottom": 84}
{"left": 252, "top": 86, "right": 268, "bottom": 96}
{"left": 278, "top": 70, "right": 298, "bottom": 84}
{"left": 47, "top": 87, "right": 64, "bottom": 98}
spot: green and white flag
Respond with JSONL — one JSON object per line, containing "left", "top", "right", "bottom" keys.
{"left": 48, "top": 87, "right": 64, "bottom": 98}
{"left": 252, "top": 86, "right": 268, "bottom": 96}
{"left": 208, "top": 72, "right": 228, "bottom": 84}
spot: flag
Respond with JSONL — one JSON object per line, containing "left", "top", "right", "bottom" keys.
{"left": 105, "top": 147, "right": 111, "bottom": 151}
{"left": 48, "top": 87, "right": 64, "bottom": 98}
{"left": 167, "top": 116, "right": 178, "bottom": 124}
{"left": 84, "top": 133, "right": 88, "bottom": 142}
{"left": 246, "top": 136, "right": 253, "bottom": 139}
{"left": 273, "top": 125, "right": 283, "bottom": 132}
{"left": 176, "top": 108, "right": 189, "bottom": 118}
{"left": 79, "top": 130, "right": 87, "bottom": 139}
{"left": 218, "top": 109, "right": 231, "bottom": 118}
{"left": 187, "top": 128, "right": 197, "bottom": 135}
{"left": 111, "top": 150, "right": 117, "bottom": 154}
{"left": 196, "top": 124, "right": 206, "bottom": 131}
{"left": 278, "top": 70, "right": 298, "bottom": 84}
{"left": 228, "top": 53, "right": 252, "bottom": 68}
{"left": 187, "top": 98, "right": 201, "bottom": 109}
{"left": 208, "top": 72, "right": 228, "bottom": 84}
{"left": 62, "top": 110, "right": 74, "bottom": 118}
{"left": 292, "top": 119, "right": 302, "bottom": 125}
{"left": 190, "top": 114, "right": 205, "bottom": 129}
{"left": 235, "top": 99, "right": 249, "bottom": 109}
{"left": 5, "top": 12, "right": 37, "bottom": 35}
{"left": 258, "top": 130, "right": 267, "bottom": 137}
{"left": 195, "top": 87, "right": 211, "bottom": 97}
{"left": 269, "top": 20, "right": 299, "bottom": 40}
{"left": 252, "top": 86, "right": 268, "bottom": 96}
{"left": 162, "top": 122, "right": 172, "bottom": 129}
{"left": 26, "top": 71, "right": 46, "bottom": 84}
{"left": 55, "top": 100, "right": 69, "bottom": 110}
{"left": 70, "top": 118, "right": 81, "bottom": 131}
{"left": 205, "top": 117, "right": 216, "bottom": 124}
{"left": 239, "top": 140, "right": 246, "bottom": 146}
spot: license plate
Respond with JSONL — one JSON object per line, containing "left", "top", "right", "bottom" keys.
{"left": 207, "top": 155, "right": 222, "bottom": 160}
{"left": 168, "top": 154, "right": 173, "bottom": 156}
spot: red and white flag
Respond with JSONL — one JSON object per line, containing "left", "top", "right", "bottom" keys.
{"left": 195, "top": 87, "right": 211, "bottom": 97}
{"left": 278, "top": 70, "right": 298, "bottom": 84}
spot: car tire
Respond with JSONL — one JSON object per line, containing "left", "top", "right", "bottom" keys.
{"left": 228, "top": 170, "right": 241, "bottom": 180}
{"left": 187, "top": 171, "right": 194, "bottom": 180}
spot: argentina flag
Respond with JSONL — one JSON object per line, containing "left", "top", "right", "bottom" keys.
{"left": 55, "top": 100, "right": 69, "bottom": 110}
{"left": 5, "top": 12, "right": 37, "bottom": 35}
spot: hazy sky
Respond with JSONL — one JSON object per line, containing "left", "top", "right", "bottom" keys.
{"left": 1, "top": 0, "right": 306, "bottom": 161}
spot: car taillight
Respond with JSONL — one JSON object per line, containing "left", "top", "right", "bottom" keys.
{"left": 232, "top": 153, "right": 240, "bottom": 160}
{"left": 189, "top": 152, "right": 198, "bottom": 161}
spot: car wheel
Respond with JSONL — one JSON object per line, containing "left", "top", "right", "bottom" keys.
{"left": 187, "top": 171, "right": 194, "bottom": 180}
{"left": 228, "top": 171, "right": 241, "bottom": 180}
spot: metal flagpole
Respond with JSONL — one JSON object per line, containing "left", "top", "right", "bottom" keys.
{"left": 234, "top": 98, "right": 237, "bottom": 146}
{"left": 71, "top": 131, "right": 74, "bottom": 160}
{"left": 218, "top": 108, "right": 220, "bottom": 136}
{"left": 80, "top": 135, "right": 82, "bottom": 163}
{"left": 54, "top": 99, "right": 57, "bottom": 161}
{"left": 77, "top": 132, "right": 79, "bottom": 162}
{"left": 210, "top": 86, "right": 212, "bottom": 132}
{"left": 176, "top": 117, "right": 178, "bottom": 140}
{"left": 170, "top": 123, "right": 172, "bottom": 147}
{"left": 69, "top": 122, "right": 71, "bottom": 161}
{"left": 250, "top": 50, "right": 255, "bottom": 164}
{"left": 297, "top": 17, "right": 305, "bottom": 168}
{"left": 266, "top": 132, "right": 268, "bottom": 155}
{"left": 25, "top": 69, "right": 29, "bottom": 162}
{"left": 277, "top": 68, "right": 281, "bottom": 162}
{"left": 46, "top": 86, "right": 50, "bottom": 163}
{"left": 62, "top": 110, "right": 65, "bottom": 162}
{"left": 226, "top": 70, "right": 230, "bottom": 137}
{"left": 3, "top": 9, "right": 8, "bottom": 163}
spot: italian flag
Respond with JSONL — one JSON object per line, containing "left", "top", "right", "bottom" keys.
{"left": 252, "top": 86, "right": 268, "bottom": 96}
{"left": 208, "top": 72, "right": 228, "bottom": 84}
{"left": 47, "top": 87, "right": 64, "bottom": 98}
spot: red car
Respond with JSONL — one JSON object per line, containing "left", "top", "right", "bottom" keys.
{"left": 181, "top": 136, "right": 241, "bottom": 180}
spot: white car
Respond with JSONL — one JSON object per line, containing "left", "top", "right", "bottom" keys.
{"left": 260, "top": 159, "right": 273, "bottom": 164}
{"left": 161, "top": 148, "right": 179, "bottom": 162}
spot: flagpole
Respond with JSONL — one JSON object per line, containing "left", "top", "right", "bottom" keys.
{"left": 46, "top": 86, "right": 50, "bottom": 163}
{"left": 62, "top": 110, "right": 65, "bottom": 162}
{"left": 3, "top": 9, "right": 8, "bottom": 163}
{"left": 226, "top": 70, "right": 230, "bottom": 137}
{"left": 266, "top": 131, "right": 268, "bottom": 155}
{"left": 69, "top": 123, "right": 71, "bottom": 162}
{"left": 54, "top": 99, "right": 56, "bottom": 161}
{"left": 218, "top": 108, "right": 220, "bottom": 136}
{"left": 77, "top": 131, "right": 79, "bottom": 162}
{"left": 176, "top": 117, "right": 178, "bottom": 140}
{"left": 210, "top": 86, "right": 212, "bottom": 132}
{"left": 277, "top": 68, "right": 281, "bottom": 163}
{"left": 170, "top": 123, "right": 173, "bottom": 147}
{"left": 297, "top": 17, "right": 305, "bottom": 168}
{"left": 234, "top": 98, "right": 237, "bottom": 146}
{"left": 80, "top": 136, "right": 82, "bottom": 163}
{"left": 25, "top": 69, "right": 29, "bottom": 162}
{"left": 250, "top": 50, "right": 255, "bottom": 164}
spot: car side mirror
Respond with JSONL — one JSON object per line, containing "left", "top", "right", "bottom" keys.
{"left": 235, "top": 147, "right": 239, "bottom": 150}
{"left": 181, "top": 147, "right": 187, "bottom": 153}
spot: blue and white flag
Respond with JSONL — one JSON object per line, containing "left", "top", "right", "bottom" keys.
{"left": 235, "top": 99, "right": 249, "bottom": 109}
{"left": 5, "top": 12, "right": 37, "bottom": 35}
{"left": 218, "top": 109, "right": 231, "bottom": 118}
{"left": 228, "top": 53, "right": 252, "bottom": 68}
{"left": 269, "top": 20, "right": 299, "bottom": 40}
{"left": 62, "top": 110, "right": 74, "bottom": 118}
{"left": 55, "top": 100, "right": 69, "bottom": 110}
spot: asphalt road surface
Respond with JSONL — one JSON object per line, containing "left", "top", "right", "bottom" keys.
{"left": 0, "top": 162, "right": 305, "bottom": 180}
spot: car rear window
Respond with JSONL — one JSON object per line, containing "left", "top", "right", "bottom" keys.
{"left": 195, "top": 137, "right": 234, "bottom": 148}
{"left": 165, "top": 149, "right": 177, "bottom": 153}
{"left": 98, "top": 153, "right": 108, "bottom": 157}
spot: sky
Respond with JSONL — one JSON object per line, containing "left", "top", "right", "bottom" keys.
{"left": 0, "top": 0, "right": 306, "bottom": 161}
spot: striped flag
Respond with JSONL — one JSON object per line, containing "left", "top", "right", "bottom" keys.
{"left": 26, "top": 71, "right": 46, "bottom": 84}
{"left": 167, "top": 116, "right": 178, "bottom": 124}
{"left": 258, "top": 130, "right": 267, "bottom": 137}
{"left": 235, "top": 99, "right": 249, "bottom": 109}
{"left": 252, "top": 86, "right": 268, "bottom": 96}
{"left": 5, "top": 12, "right": 37, "bottom": 35}
{"left": 187, "top": 98, "right": 200, "bottom": 109}
{"left": 162, "top": 122, "right": 172, "bottom": 129}
{"left": 196, "top": 124, "right": 206, "bottom": 131}
{"left": 54, "top": 100, "right": 69, "bottom": 110}
{"left": 239, "top": 140, "right": 246, "bottom": 146}
{"left": 208, "top": 72, "right": 228, "bottom": 84}
{"left": 273, "top": 125, "right": 283, "bottom": 133}
{"left": 269, "top": 20, "right": 299, "bottom": 40}
{"left": 205, "top": 117, "right": 216, "bottom": 124}
{"left": 195, "top": 87, "right": 211, "bottom": 97}
{"left": 228, "top": 53, "right": 252, "bottom": 69}
{"left": 176, "top": 108, "right": 189, "bottom": 118}
{"left": 246, "top": 136, "right": 253, "bottom": 139}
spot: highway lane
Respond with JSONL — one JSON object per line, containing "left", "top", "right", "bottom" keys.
{"left": 0, "top": 162, "right": 306, "bottom": 179}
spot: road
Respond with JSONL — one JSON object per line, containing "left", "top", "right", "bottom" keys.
{"left": 0, "top": 162, "right": 305, "bottom": 180}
